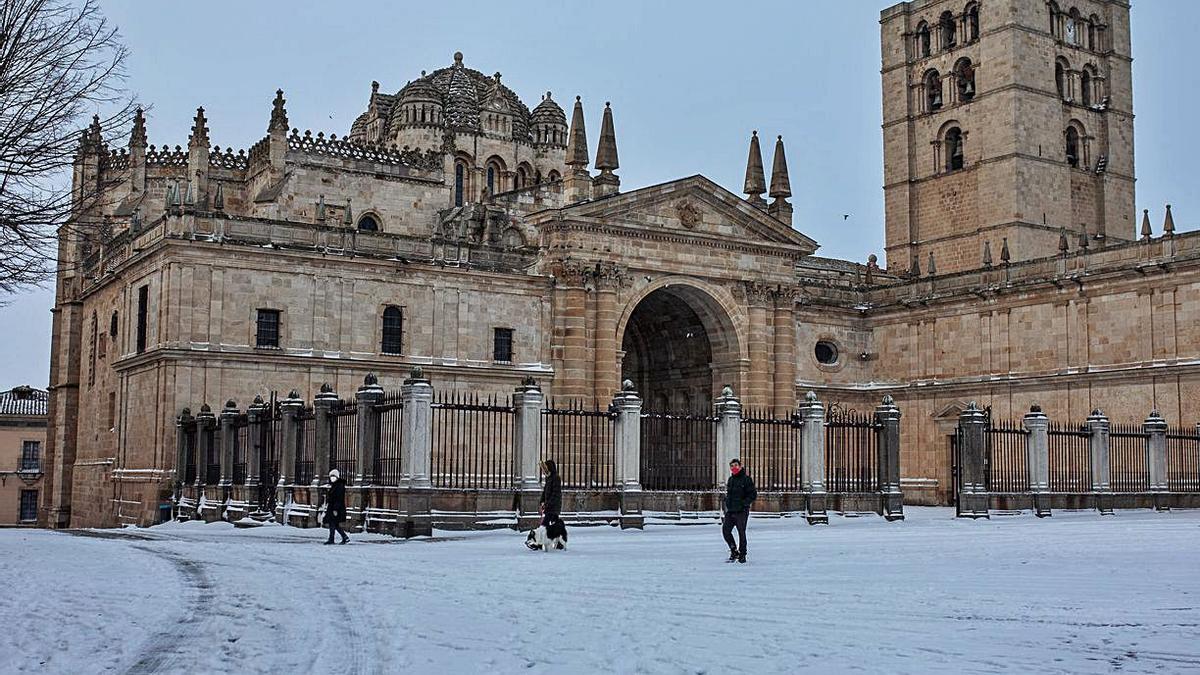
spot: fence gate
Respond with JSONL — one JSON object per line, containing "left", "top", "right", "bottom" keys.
{"left": 949, "top": 430, "right": 961, "bottom": 506}
{"left": 639, "top": 410, "right": 717, "bottom": 491}
{"left": 257, "top": 397, "right": 280, "bottom": 512}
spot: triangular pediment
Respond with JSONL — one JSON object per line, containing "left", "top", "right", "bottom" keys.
{"left": 544, "top": 175, "right": 819, "bottom": 254}
{"left": 933, "top": 401, "right": 970, "bottom": 420}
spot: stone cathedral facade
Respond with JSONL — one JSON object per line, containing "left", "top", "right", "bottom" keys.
{"left": 42, "top": 0, "right": 1200, "bottom": 528}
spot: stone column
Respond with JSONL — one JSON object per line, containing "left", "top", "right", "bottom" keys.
{"left": 714, "top": 385, "right": 742, "bottom": 488}
{"left": 772, "top": 288, "right": 797, "bottom": 416}
{"left": 399, "top": 367, "right": 433, "bottom": 537}
{"left": 218, "top": 400, "right": 238, "bottom": 499}
{"left": 277, "top": 391, "right": 304, "bottom": 520}
{"left": 512, "top": 376, "right": 545, "bottom": 531}
{"left": 592, "top": 266, "right": 621, "bottom": 406}
{"left": 354, "top": 374, "right": 384, "bottom": 532}
{"left": 745, "top": 283, "right": 773, "bottom": 410}
{"left": 1024, "top": 404, "right": 1051, "bottom": 518}
{"left": 956, "top": 401, "right": 990, "bottom": 519}
{"left": 245, "top": 396, "right": 265, "bottom": 494}
{"left": 173, "top": 408, "right": 194, "bottom": 518}
{"left": 194, "top": 404, "right": 216, "bottom": 520}
{"left": 874, "top": 395, "right": 904, "bottom": 521}
{"left": 313, "top": 384, "right": 337, "bottom": 485}
{"left": 611, "top": 379, "right": 643, "bottom": 529}
{"left": 1145, "top": 410, "right": 1169, "bottom": 510}
{"left": 1087, "top": 408, "right": 1112, "bottom": 515}
{"left": 799, "top": 391, "right": 828, "bottom": 525}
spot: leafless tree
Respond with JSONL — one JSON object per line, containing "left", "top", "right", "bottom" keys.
{"left": 0, "top": 0, "right": 136, "bottom": 299}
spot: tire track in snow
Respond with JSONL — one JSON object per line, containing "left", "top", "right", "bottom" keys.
{"left": 122, "top": 545, "right": 214, "bottom": 675}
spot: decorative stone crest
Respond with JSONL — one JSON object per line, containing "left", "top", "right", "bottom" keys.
{"left": 675, "top": 199, "right": 700, "bottom": 229}
{"left": 744, "top": 281, "right": 775, "bottom": 307}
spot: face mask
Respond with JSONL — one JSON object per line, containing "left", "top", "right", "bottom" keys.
{"left": 730, "top": 466, "right": 741, "bottom": 475}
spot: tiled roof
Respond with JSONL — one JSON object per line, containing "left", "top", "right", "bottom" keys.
{"left": 0, "top": 385, "right": 48, "bottom": 417}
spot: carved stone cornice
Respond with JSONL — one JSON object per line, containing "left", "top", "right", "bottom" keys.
{"left": 592, "top": 261, "right": 627, "bottom": 291}
{"left": 744, "top": 281, "right": 775, "bottom": 307}
{"left": 772, "top": 284, "right": 803, "bottom": 310}
{"left": 552, "top": 258, "right": 628, "bottom": 290}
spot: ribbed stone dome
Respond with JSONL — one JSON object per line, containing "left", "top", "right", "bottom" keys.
{"left": 530, "top": 92, "right": 567, "bottom": 127}
{"left": 389, "top": 52, "right": 532, "bottom": 139}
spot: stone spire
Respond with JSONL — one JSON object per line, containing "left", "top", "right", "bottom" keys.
{"left": 1164, "top": 204, "right": 1176, "bottom": 236}
{"left": 563, "top": 96, "right": 592, "bottom": 204}
{"left": 188, "top": 107, "right": 210, "bottom": 207}
{"left": 189, "top": 107, "right": 209, "bottom": 149}
{"left": 130, "top": 107, "right": 147, "bottom": 149}
{"left": 1058, "top": 229, "right": 1069, "bottom": 253}
{"left": 767, "top": 135, "right": 792, "bottom": 226}
{"left": 982, "top": 240, "right": 993, "bottom": 267}
{"left": 269, "top": 89, "right": 289, "bottom": 134}
{"left": 129, "top": 107, "right": 147, "bottom": 194}
{"left": 592, "top": 102, "right": 620, "bottom": 197}
{"left": 1140, "top": 209, "right": 1152, "bottom": 240}
{"left": 566, "top": 95, "right": 589, "bottom": 168}
{"left": 1000, "top": 237, "right": 1011, "bottom": 264}
{"left": 743, "top": 130, "right": 766, "bottom": 209}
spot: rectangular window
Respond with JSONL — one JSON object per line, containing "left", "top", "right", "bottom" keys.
{"left": 20, "top": 441, "right": 40, "bottom": 472}
{"left": 135, "top": 285, "right": 149, "bottom": 353}
{"left": 493, "top": 327, "right": 513, "bottom": 363}
{"left": 256, "top": 309, "right": 281, "bottom": 348}
{"left": 108, "top": 392, "right": 117, "bottom": 430}
{"left": 19, "top": 490, "right": 37, "bottom": 522}
{"left": 381, "top": 306, "right": 404, "bottom": 355}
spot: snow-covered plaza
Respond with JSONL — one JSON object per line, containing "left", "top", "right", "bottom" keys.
{"left": 2, "top": 507, "right": 1198, "bottom": 674}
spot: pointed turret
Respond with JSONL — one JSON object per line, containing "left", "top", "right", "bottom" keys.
{"left": 130, "top": 108, "right": 147, "bottom": 149}
{"left": 189, "top": 107, "right": 210, "bottom": 149}
{"left": 767, "top": 135, "right": 792, "bottom": 226}
{"left": 188, "top": 107, "right": 210, "bottom": 208}
{"left": 129, "top": 108, "right": 147, "bottom": 194}
{"left": 563, "top": 96, "right": 592, "bottom": 203}
{"left": 743, "top": 131, "right": 766, "bottom": 209}
{"left": 927, "top": 252, "right": 937, "bottom": 276}
{"left": 1164, "top": 204, "right": 1176, "bottom": 236}
{"left": 267, "top": 89, "right": 288, "bottom": 180}
{"left": 592, "top": 102, "right": 620, "bottom": 197}
{"left": 1140, "top": 209, "right": 1152, "bottom": 240}
{"left": 1058, "top": 229, "right": 1069, "bottom": 253}
{"left": 1000, "top": 237, "right": 1011, "bottom": 264}
{"left": 982, "top": 240, "right": 993, "bottom": 267}
{"left": 269, "top": 89, "right": 289, "bottom": 134}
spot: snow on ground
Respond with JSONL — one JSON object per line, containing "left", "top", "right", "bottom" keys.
{"left": 1, "top": 507, "right": 1199, "bottom": 674}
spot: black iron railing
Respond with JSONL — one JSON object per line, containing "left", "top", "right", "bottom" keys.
{"left": 430, "top": 392, "right": 514, "bottom": 489}
{"left": 331, "top": 399, "right": 360, "bottom": 480}
{"left": 640, "top": 410, "right": 716, "bottom": 491}
{"left": 984, "top": 418, "right": 1028, "bottom": 492}
{"left": 294, "top": 407, "right": 316, "bottom": 485}
{"left": 257, "top": 399, "right": 282, "bottom": 511}
{"left": 182, "top": 423, "right": 198, "bottom": 484}
{"left": 1047, "top": 422, "right": 1090, "bottom": 492}
{"left": 825, "top": 406, "right": 881, "bottom": 493}
{"left": 739, "top": 409, "right": 801, "bottom": 491}
{"left": 1109, "top": 423, "right": 1149, "bottom": 492}
{"left": 376, "top": 392, "right": 403, "bottom": 486}
{"left": 232, "top": 416, "right": 248, "bottom": 484}
{"left": 1166, "top": 426, "right": 1200, "bottom": 492}
{"left": 541, "top": 400, "right": 616, "bottom": 489}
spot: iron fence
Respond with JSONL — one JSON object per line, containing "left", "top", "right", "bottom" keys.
{"left": 376, "top": 392, "right": 403, "bottom": 486}
{"left": 204, "top": 427, "right": 220, "bottom": 485}
{"left": 255, "top": 399, "right": 282, "bottom": 511}
{"left": 640, "top": 410, "right": 716, "bottom": 491}
{"left": 825, "top": 406, "right": 880, "bottom": 493}
{"left": 1047, "top": 422, "right": 1090, "bottom": 492}
{"left": 1109, "top": 423, "right": 1149, "bottom": 492}
{"left": 984, "top": 418, "right": 1028, "bottom": 492}
{"left": 294, "top": 408, "right": 316, "bottom": 486}
{"left": 739, "top": 409, "right": 801, "bottom": 491}
{"left": 182, "top": 422, "right": 197, "bottom": 484}
{"left": 331, "top": 400, "right": 359, "bottom": 479}
{"left": 430, "top": 392, "right": 514, "bottom": 489}
{"left": 1166, "top": 425, "right": 1200, "bottom": 492}
{"left": 233, "top": 416, "right": 248, "bottom": 485}
{"left": 540, "top": 399, "right": 616, "bottom": 489}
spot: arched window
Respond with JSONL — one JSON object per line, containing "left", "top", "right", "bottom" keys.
{"left": 486, "top": 165, "right": 495, "bottom": 196}
{"left": 965, "top": 3, "right": 980, "bottom": 42}
{"left": 1065, "top": 126, "right": 1080, "bottom": 167}
{"left": 1066, "top": 8, "right": 1081, "bottom": 46}
{"left": 1049, "top": 2, "right": 1060, "bottom": 37}
{"left": 547, "top": 170, "right": 561, "bottom": 182}
{"left": 534, "top": 170, "right": 543, "bottom": 184}
{"left": 925, "top": 69, "right": 943, "bottom": 112}
{"left": 940, "top": 11, "right": 957, "bottom": 50}
{"left": 454, "top": 161, "right": 466, "bottom": 206}
{"left": 916, "top": 22, "right": 931, "bottom": 58}
{"left": 485, "top": 158, "right": 505, "bottom": 197}
{"left": 1090, "top": 15, "right": 1105, "bottom": 52}
{"left": 357, "top": 214, "right": 379, "bottom": 232}
{"left": 1055, "top": 59, "right": 1068, "bottom": 100}
{"left": 955, "top": 58, "right": 976, "bottom": 102}
{"left": 109, "top": 311, "right": 118, "bottom": 338}
{"left": 381, "top": 306, "right": 403, "bottom": 355}
{"left": 945, "top": 127, "right": 964, "bottom": 171}
{"left": 1080, "top": 68, "right": 1092, "bottom": 106}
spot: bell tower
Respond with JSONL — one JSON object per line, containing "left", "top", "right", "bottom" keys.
{"left": 880, "top": 0, "right": 1134, "bottom": 274}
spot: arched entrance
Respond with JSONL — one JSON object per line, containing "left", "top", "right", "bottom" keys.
{"left": 618, "top": 283, "right": 741, "bottom": 489}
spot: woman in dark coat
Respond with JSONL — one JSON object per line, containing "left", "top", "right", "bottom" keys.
{"left": 323, "top": 469, "right": 349, "bottom": 545}
{"left": 539, "top": 459, "right": 562, "bottom": 522}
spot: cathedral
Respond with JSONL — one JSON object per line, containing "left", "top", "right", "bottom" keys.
{"left": 42, "top": 0, "right": 1200, "bottom": 528}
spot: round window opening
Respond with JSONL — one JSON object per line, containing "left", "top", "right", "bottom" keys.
{"left": 357, "top": 214, "right": 379, "bottom": 232}
{"left": 815, "top": 341, "right": 839, "bottom": 365}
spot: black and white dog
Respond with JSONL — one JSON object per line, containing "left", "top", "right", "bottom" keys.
{"left": 525, "top": 517, "right": 568, "bottom": 551}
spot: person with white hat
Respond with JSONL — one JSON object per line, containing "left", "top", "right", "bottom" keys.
{"left": 323, "top": 468, "right": 349, "bottom": 545}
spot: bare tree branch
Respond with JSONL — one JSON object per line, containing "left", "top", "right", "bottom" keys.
{"left": 0, "top": 0, "right": 135, "bottom": 299}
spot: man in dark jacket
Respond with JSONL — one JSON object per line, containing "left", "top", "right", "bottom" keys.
{"left": 323, "top": 469, "right": 349, "bottom": 545}
{"left": 722, "top": 458, "right": 757, "bottom": 563}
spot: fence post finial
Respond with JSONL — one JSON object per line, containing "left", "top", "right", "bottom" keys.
{"left": 1023, "top": 405, "right": 1051, "bottom": 517}
{"left": 612, "top": 382, "right": 644, "bottom": 529}
{"left": 875, "top": 395, "right": 903, "bottom": 521}
{"left": 1144, "top": 410, "right": 1169, "bottom": 508}
{"left": 799, "top": 390, "right": 827, "bottom": 524}
{"left": 1086, "top": 408, "right": 1112, "bottom": 515}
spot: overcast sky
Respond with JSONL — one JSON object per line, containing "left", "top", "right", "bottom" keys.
{"left": 1, "top": 0, "right": 1196, "bottom": 388}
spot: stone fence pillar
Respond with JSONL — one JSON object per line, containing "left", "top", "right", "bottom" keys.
{"left": 874, "top": 395, "right": 904, "bottom": 521}
{"left": 612, "top": 379, "right": 643, "bottom": 529}
{"left": 219, "top": 400, "right": 238, "bottom": 490}
{"left": 1145, "top": 410, "right": 1169, "bottom": 510}
{"left": 313, "top": 384, "right": 337, "bottom": 485}
{"left": 353, "top": 374, "right": 384, "bottom": 532}
{"left": 399, "top": 368, "right": 433, "bottom": 537}
{"left": 956, "top": 402, "right": 989, "bottom": 519}
{"left": 173, "top": 407, "right": 194, "bottom": 518}
{"left": 1023, "top": 405, "right": 1050, "bottom": 518}
{"left": 513, "top": 376, "right": 544, "bottom": 532}
{"left": 195, "top": 404, "right": 216, "bottom": 488}
{"left": 1087, "top": 408, "right": 1112, "bottom": 515}
{"left": 246, "top": 396, "right": 266, "bottom": 494}
{"left": 799, "top": 391, "right": 828, "bottom": 525}
{"left": 277, "top": 390, "right": 304, "bottom": 519}
{"left": 714, "top": 385, "right": 742, "bottom": 487}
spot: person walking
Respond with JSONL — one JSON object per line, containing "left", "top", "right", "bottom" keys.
{"left": 722, "top": 458, "right": 757, "bottom": 563}
{"left": 526, "top": 459, "right": 568, "bottom": 550}
{"left": 323, "top": 468, "right": 349, "bottom": 545}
